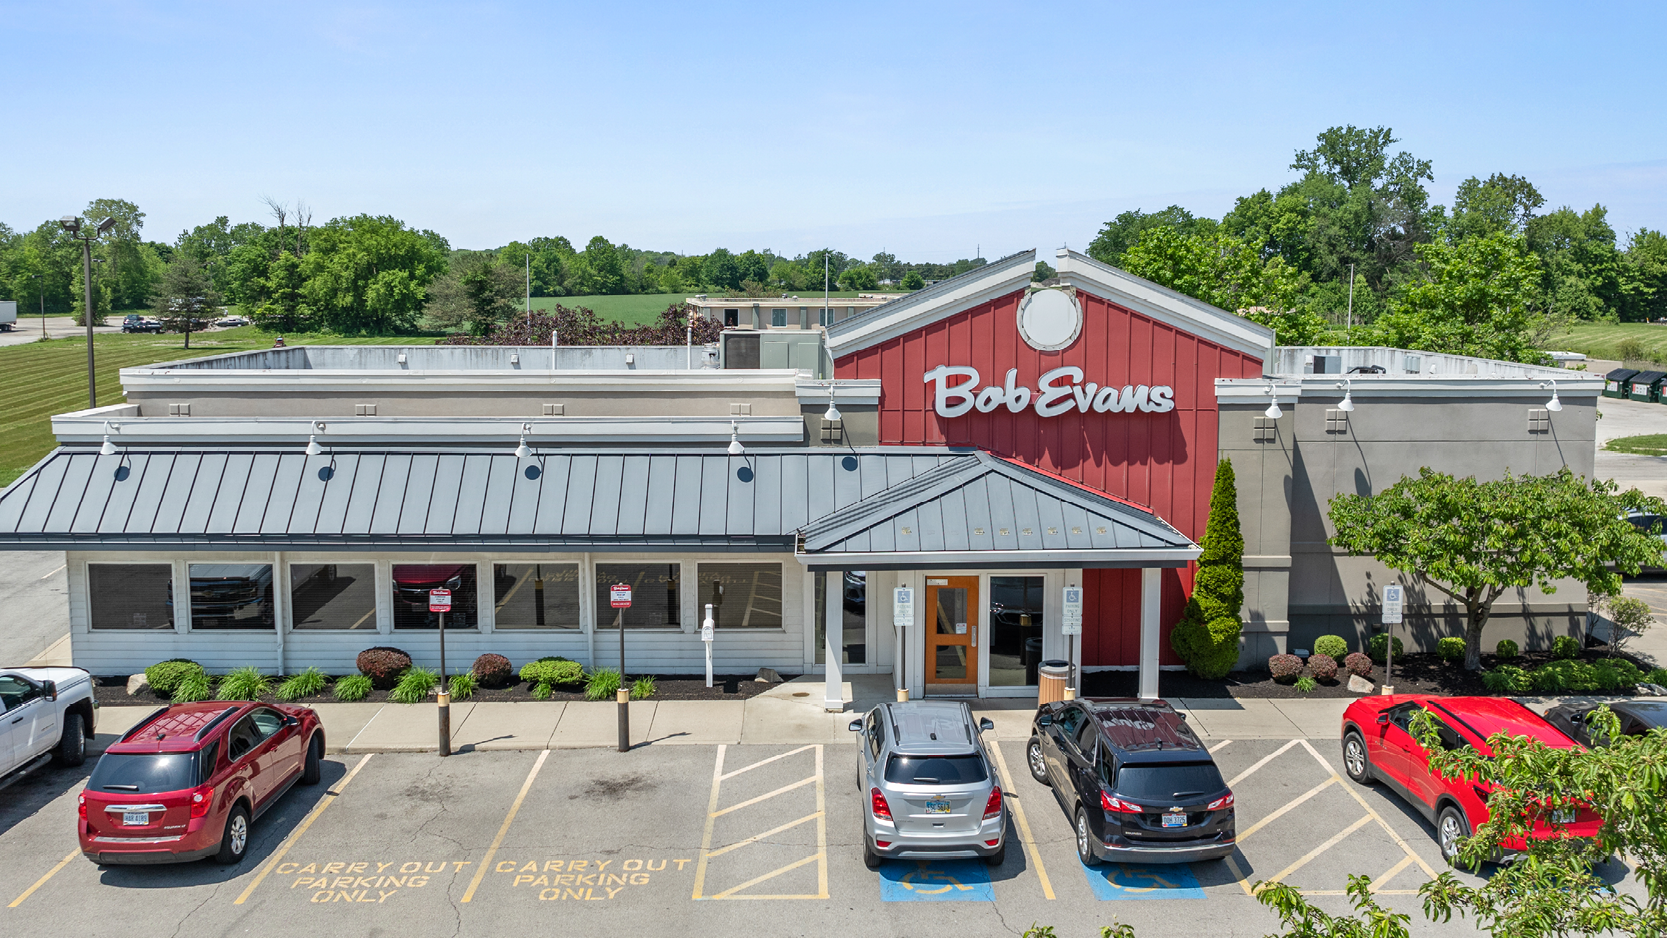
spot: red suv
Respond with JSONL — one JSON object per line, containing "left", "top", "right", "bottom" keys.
{"left": 79, "top": 701, "right": 324, "bottom": 865}
{"left": 1340, "top": 695, "right": 1601, "bottom": 865}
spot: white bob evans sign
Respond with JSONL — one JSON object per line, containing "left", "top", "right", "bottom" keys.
{"left": 924, "top": 365, "right": 1175, "bottom": 419}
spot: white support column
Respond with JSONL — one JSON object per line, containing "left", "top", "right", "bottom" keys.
{"left": 1139, "top": 567, "right": 1162, "bottom": 701}
{"left": 824, "top": 570, "right": 845, "bottom": 711}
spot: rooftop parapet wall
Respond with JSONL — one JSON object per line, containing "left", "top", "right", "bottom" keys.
{"left": 140, "top": 344, "right": 717, "bottom": 373}
{"left": 1269, "top": 346, "right": 1579, "bottom": 381}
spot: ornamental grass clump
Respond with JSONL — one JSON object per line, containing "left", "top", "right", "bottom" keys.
{"left": 448, "top": 673, "right": 476, "bottom": 700}
{"left": 333, "top": 674, "right": 372, "bottom": 702}
{"left": 276, "top": 667, "right": 328, "bottom": 701}
{"left": 1268, "top": 654, "right": 1303, "bottom": 683}
{"left": 1294, "top": 675, "right": 1317, "bottom": 693}
{"left": 631, "top": 675, "right": 656, "bottom": 700}
{"left": 585, "top": 668, "right": 623, "bottom": 701}
{"left": 219, "top": 666, "right": 271, "bottom": 701}
{"left": 391, "top": 666, "right": 439, "bottom": 704}
{"left": 173, "top": 669, "right": 214, "bottom": 702}
{"left": 1171, "top": 459, "right": 1245, "bottom": 679}
{"left": 357, "top": 646, "right": 413, "bottom": 689}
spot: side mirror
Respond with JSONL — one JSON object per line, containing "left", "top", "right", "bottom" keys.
{"left": 40, "top": 680, "right": 57, "bottom": 701}
{"left": 1036, "top": 714, "right": 1054, "bottom": 727}
{"left": 848, "top": 719, "right": 863, "bottom": 733}
{"left": 1376, "top": 713, "right": 1390, "bottom": 725}
{"left": 979, "top": 717, "right": 995, "bottom": 732}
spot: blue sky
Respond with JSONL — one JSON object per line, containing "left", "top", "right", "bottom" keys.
{"left": 3, "top": 1, "right": 1663, "bottom": 260}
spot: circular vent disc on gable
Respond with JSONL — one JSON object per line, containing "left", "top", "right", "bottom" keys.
{"left": 1017, "top": 288, "right": 1082, "bottom": 352}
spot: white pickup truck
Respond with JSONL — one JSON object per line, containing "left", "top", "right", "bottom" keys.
{"left": 0, "top": 667, "right": 98, "bottom": 789}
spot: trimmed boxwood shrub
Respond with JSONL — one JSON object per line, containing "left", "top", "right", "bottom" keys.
{"left": 1366, "top": 634, "right": 1404, "bottom": 665}
{"left": 1307, "top": 653, "right": 1338, "bottom": 682}
{"left": 1551, "top": 635, "right": 1582, "bottom": 660}
{"left": 472, "top": 653, "right": 514, "bottom": 688}
{"left": 1436, "top": 637, "right": 1467, "bottom": 663}
{"left": 145, "top": 659, "right": 205, "bottom": 697}
{"left": 1311, "top": 635, "right": 1348, "bottom": 661}
{"left": 357, "top": 646, "right": 413, "bottom": 689}
{"left": 521, "top": 656, "right": 585, "bottom": 698}
{"left": 1495, "top": 639, "right": 1520, "bottom": 659}
{"left": 1268, "top": 654, "right": 1303, "bottom": 683}
{"left": 1343, "top": 652, "right": 1374, "bottom": 678}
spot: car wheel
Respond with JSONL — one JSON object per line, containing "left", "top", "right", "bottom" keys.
{"left": 1075, "top": 806, "right": 1098, "bottom": 866}
{"left": 1437, "top": 805, "right": 1471, "bottom": 867}
{"left": 862, "top": 844, "right": 882, "bottom": 870}
{"left": 1027, "top": 736, "right": 1051, "bottom": 786}
{"left": 301, "top": 734, "right": 323, "bottom": 785}
{"left": 215, "top": 804, "right": 251, "bottom": 865}
{"left": 985, "top": 843, "right": 1006, "bottom": 867}
{"left": 1342, "top": 732, "right": 1373, "bottom": 784}
{"left": 55, "top": 712, "right": 86, "bottom": 767}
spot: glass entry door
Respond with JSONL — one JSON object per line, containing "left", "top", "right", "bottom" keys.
{"left": 925, "top": 577, "right": 979, "bottom": 687}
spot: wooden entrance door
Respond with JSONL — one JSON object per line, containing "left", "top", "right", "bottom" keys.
{"left": 925, "top": 576, "right": 979, "bottom": 688}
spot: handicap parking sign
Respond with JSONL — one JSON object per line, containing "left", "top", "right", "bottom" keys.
{"left": 878, "top": 860, "right": 995, "bottom": 902}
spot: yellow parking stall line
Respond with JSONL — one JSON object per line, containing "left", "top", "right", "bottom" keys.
{"left": 705, "top": 812, "right": 823, "bottom": 859}
{"left": 1224, "top": 854, "right": 1255, "bottom": 896}
{"left": 718, "top": 744, "right": 816, "bottom": 782}
{"left": 1261, "top": 814, "right": 1373, "bottom": 888}
{"left": 1208, "top": 740, "right": 1232, "bottom": 753}
{"left": 1227, "top": 739, "right": 1303, "bottom": 787}
{"left": 234, "top": 753, "right": 374, "bottom": 905}
{"left": 461, "top": 748, "right": 550, "bottom": 903}
{"left": 1369, "top": 854, "right": 1418, "bottom": 892}
{"left": 989, "top": 735, "right": 1055, "bottom": 900}
{"left": 1235, "top": 777, "right": 1340, "bottom": 844}
{"left": 814, "top": 745, "right": 827, "bottom": 901}
{"left": 709, "top": 852, "right": 825, "bottom": 900}
{"left": 709, "top": 776, "right": 817, "bottom": 818}
{"left": 690, "top": 745, "right": 727, "bottom": 900}
{"left": 8, "top": 850, "right": 78, "bottom": 908}
{"left": 1298, "top": 740, "right": 1439, "bottom": 879}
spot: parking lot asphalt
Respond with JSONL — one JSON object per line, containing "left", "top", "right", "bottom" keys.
{"left": 6, "top": 734, "right": 1640, "bottom": 938}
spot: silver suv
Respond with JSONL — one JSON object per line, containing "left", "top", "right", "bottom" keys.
{"left": 849, "top": 701, "right": 1004, "bottom": 869}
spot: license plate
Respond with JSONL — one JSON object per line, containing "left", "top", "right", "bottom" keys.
{"left": 1552, "top": 808, "right": 1576, "bottom": 824}
{"left": 926, "top": 798, "right": 952, "bottom": 814}
{"left": 1162, "top": 813, "right": 1187, "bottom": 828}
{"left": 123, "top": 812, "right": 149, "bottom": 826}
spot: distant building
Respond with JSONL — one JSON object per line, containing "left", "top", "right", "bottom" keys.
{"left": 685, "top": 294, "right": 894, "bottom": 329}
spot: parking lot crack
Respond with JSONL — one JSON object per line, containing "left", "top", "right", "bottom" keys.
{"left": 167, "top": 879, "right": 224, "bottom": 938}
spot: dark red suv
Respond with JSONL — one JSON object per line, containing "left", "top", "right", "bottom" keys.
{"left": 79, "top": 701, "right": 324, "bottom": 865}
{"left": 1340, "top": 695, "right": 1602, "bottom": 865}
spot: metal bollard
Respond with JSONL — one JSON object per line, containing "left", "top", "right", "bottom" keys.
{"left": 616, "top": 688, "right": 630, "bottom": 752}
{"left": 437, "top": 689, "right": 451, "bottom": 757}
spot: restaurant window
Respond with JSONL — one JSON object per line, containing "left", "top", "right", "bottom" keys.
{"left": 391, "top": 564, "right": 478, "bottom": 629}
{"left": 770, "top": 309, "right": 787, "bottom": 328}
{"left": 494, "top": 563, "right": 581, "bottom": 629}
{"left": 290, "top": 563, "right": 377, "bottom": 630}
{"left": 88, "top": 563, "right": 175, "bottom": 630}
{"left": 990, "top": 576, "right": 1044, "bottom": 686}
{"left": 815, "top": 570, "right": 866, "bottom": 664}
{"left": 595, "top": 564, "right": 680, "bottom": 629}
{"left": 697, "top": 563, "right": 782, "bottom": 629}
{"left": 188, "top": 563, "right": 276, "bottom": 630}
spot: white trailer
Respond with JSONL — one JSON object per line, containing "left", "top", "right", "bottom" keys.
{"left": 0, "top": 300, "right": 15, "bottom": 332}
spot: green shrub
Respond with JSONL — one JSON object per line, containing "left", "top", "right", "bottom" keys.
{"left": 1268, "top": 654, "right": 1303, "bottom": 683}
{"left": 1294, "top": 675, "right": 1317, "bottom": 693}
{"left": 356, "top": 646, "right": 414, "bottom": 689}
{"left": 521, "top": 656, "right": 585, "bottom": 698}
{"left": 1312, "top": 635, "right": 1348, "bottom": 661}
{"left": 1307, "top": 654, "right": 1338, "bottom": 681}
{"left": 1482, "top": 665, "right": 1533, "bottom": 694}
{"left": 472, "top": 653, "right": 514, "bottom": 687}
{"left": 1171, "top": 459, "right": 1244, "bottom": 679}
{"left": 219, "top": 666, "right": 271, "bottom": 701}
{"left": 1436, "top": 637, "right": 1467, "bottom": 663}
{"left": 1495, "top": 639, "right": 1520, "bottom": 659}
{"left": 449, "top": 673, "right": 476, "bottom": 700}
{"left": 1343, "top": 652, "right": 1374, "bottom": 678}
{"left": 1593, "top": 660, "right": 1643, "bottom": 691}
{"left": 145, "top": 659, "right": 205, "bottom": 697}
{"left": 333, "top": 674, "right": 373, "bottom": 702}
{"left": 631, "top": 675, "right": 656, "bottom": 700}
{"left": 585, "top": 668, "right": 623, "bottom": 701}
{"left": 173, "top": 670, "right": 214, "bottom": 702}
{"left": 1647, "top": 668, "right": 1667, "bottom": 687}
{"left": 276, "top": 667, "right": 328, "bottom": 701}
{"left": 390, "top": 666, "right": 438, "bottom": 704}
{"left": 1366, "top": 634, "right": 1404, "bottom": 664}
{"left": 1551, "top": 635, "right": 1582, "bottom": 660}
{"left": 1531, "top": 659, "right": 1603, "bottom": 693}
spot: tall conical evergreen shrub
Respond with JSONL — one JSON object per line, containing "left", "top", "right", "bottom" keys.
{"left": 1171, "top": 458, "right": 1244, "bottom": 679}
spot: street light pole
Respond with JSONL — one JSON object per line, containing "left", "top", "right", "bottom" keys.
{"left": 61, "top": 215, "right": 114, "bottom": 410}
{"left": 30, "top": 274, "right": 43, "bottom": 338}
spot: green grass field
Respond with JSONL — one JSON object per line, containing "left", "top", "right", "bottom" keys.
{"left": 1542, "top": 323, "right": 1667, "bottom": 362}
{"left": 529, "top": 291, "right": 905, "bottom": 327}
{"left": 1605, "top": 434, "right": 1667, "bottom": 456}
{"left": 0, "top": 328, "right": 436, "bottom": 487}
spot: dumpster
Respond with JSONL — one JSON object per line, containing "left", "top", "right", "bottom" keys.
{"left": 1629, "top": 370, "right": 1666, "bottom": 403}
{"left": 1604, "top": 368, "right": 1639, "bottom": 399}
{"left": 1038, "top": 660, "right": 1071, "bottom": 705}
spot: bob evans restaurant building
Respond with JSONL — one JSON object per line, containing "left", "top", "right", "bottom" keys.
{"left": 0, "top": 249, "right": 1601, "bottom": 707}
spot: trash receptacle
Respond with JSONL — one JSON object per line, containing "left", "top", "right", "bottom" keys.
{"left": 1604, "top": 368, "right": 1639, "bottom": 399}
{"left": 1038, "top": 660, "right": 1071, "bottom": 706}
{"left": 1631, "top": 371, "right": 1667, "bottom": 403}
{"left": 1023, "top": 637, "right": 1044, "bottom": 685}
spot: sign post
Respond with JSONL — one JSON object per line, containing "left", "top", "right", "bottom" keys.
{"left": 1380, "top": 583, "right": 1403, "bottom": 694}
{"left": 1061, "top": 586, "right": 1084, "bottom": 698}
{"left": 610, "top": 583, "right": 633, "bottom": 752}
{"left": 892, "top": 586, "right": 914, "bottom": 702}
{"left": 702, "top": 603, "right": 715, "bottom": 689}
{"left": 429, "top": 589, "right": 453, "bottom": 756}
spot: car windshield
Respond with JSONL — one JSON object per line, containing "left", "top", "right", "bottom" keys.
{"left": 1114, "top": 762, "right": 1226, "bottom": 802}
{"left": 884, "top": 753, "right": 988, "bottom": 785}
{"left": 87, "top": 752, "right": 200, "bottom": 794}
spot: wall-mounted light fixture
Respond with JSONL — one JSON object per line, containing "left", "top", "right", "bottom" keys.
{"left": 1541, "top": 380, "right": 1563, "bottom": 412}
{"left": 515, "top": 423, "right": 533, "bottom": 459}
{"left": 728, "top": 421, "right": 745, "bottom": 456}
{"left": 824, "top": 383, "right": 841, "bottom": 422}
{"left": 1263, "top": 383, "right": 1282, "bottom": 419}
{"left": 1336, "top": 380, "right": 1355, "bottom": 413}
{"left": 100, "top": 420, "right": 120, "bottom": 456}
{"left": 305, "top": 420, "right": 326, "bottom": 456}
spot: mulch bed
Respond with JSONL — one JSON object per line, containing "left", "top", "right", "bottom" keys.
{"left": 1085, "top": 645, "right": 1657, "bottom": 700}
{"left": 92, "top": 673, "right": 789, "bottom": 709}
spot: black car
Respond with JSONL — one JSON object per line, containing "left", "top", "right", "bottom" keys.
{"left": 1543, "top": 699, "right": 1667, "bottom": 746}
{"left": 121, "top": 314, "right": 162, "bottom": 333}
{"left": 1027, "top": 697, "right": 1235, "bottom": 865}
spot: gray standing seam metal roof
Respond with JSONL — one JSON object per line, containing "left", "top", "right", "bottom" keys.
{"left": 0, "top": 447, "right": 1195, "bottom": 561}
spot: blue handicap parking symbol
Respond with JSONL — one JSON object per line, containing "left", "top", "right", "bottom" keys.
{"left": 879, "top": 860, "right": 995, "bottom": 902}
{"left": 1080, "top": 862, "right": 1206, "bottom": 900}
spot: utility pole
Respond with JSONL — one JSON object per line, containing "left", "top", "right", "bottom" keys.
{"left": 525, "top": 252, "right": 531, "bottom": 323}
{"left": 1346, "top": 263, "right": 1355, "bottom": 335}
{"left": 30, "top": 274, "right": 43, "bottom": 338}
{"left": 61, "top": 215, "right": 115, "bottom": 409}
{"left": 822, "top": 254, "right": 829, "bottom": 327}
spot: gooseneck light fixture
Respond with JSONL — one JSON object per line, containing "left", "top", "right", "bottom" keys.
{"left": 514, "top": 423, "right": 533, "bottom": 459}
{"left": 728, "top": 421, "right": 745, "bottom": 456}
{"left": 1542, "top": 380, "right": 1563, "bottom": 412}
{"left": 824, "top": 383, "right": 841, "bottom": 423}
{"left": 1263, "top": 383, "right": 1282, "bottom": 420}
{"left": 1337, "top": 380, "right": 1355, "bottom": 413}
{"left": 305, "top": 420, "right": 326, "bottom": 457}
{"left": 99, "top": 421, "right": 120, "bottom": 456}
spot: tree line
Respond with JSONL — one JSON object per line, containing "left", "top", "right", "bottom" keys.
{"left": 1087, "top": 125, "right": 1667, "bottom": 360}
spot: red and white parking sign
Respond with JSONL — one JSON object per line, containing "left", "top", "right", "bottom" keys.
{"left": 609, "top": 584, "right": 633, "bottom": 609}
{"left": 428, "top": 588, "right": 452, "bottom": 613}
